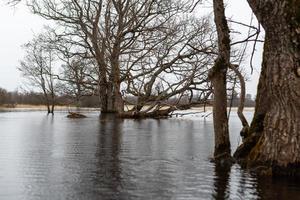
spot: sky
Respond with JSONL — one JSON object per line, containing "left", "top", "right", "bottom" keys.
{"left": 0, "top": 1, "right": 263, "bottom": 96}
{"left": 0, "top": 2, "right": 45, "bottom": 91}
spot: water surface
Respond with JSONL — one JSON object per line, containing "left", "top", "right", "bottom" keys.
{"left": 0, "top": 111, "right": 299, "bottom": 199}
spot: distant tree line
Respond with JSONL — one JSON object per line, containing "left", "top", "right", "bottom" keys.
{"left": 0, "top": 86, "right": 255, "bottom": 108}
{"left": 0, "top": 87, "right": 100, "bottom": 107}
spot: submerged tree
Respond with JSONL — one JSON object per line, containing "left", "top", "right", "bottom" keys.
{"left": 235, "top": 0, "right": 300, "bottom": 176}
{"left": 121, "top": 16, "right": 216, "bottom": 118}
{"left": 209, "top": 0, "right": 232, "bottom": 161}
{"left": 19, "top": 34, "right": 57, "bottom": 114}
{"left": 27, "top": 0, "right": 191, "bottom": 114}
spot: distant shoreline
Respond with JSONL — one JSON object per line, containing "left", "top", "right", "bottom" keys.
{"left": 0, "top": 104, "right": 100, "bottom": 112}
{"left": 0, "top": 104, "right": 255, "bottom": 112}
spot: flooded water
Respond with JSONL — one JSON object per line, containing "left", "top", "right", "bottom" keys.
{"left": 0, "top": 111, "right": 299, "bottom": 200}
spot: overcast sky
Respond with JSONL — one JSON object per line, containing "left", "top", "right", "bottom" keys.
{"left": 0, "top": 1, "right": 263, "bottom": 96}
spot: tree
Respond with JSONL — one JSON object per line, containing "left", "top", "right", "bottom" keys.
{"left": 27, "top": 0, "right": 191, "bottom": 114}
{"left": 209, "top": 0, "right": 232, "bottom": 161}
{"left": 19, "top": 34, "right": 58, "bottom": 114}
{"left": 57, "top": 56, "right": 96, "bottom": 108}
{"left": 121, "top": 16, "right": 216, "bottom": 118}
{"left": 234, "top": 0, "right": 300, "bottom": 176}
{"left": 0, "top": 88, "right": 8, "bottom": 105}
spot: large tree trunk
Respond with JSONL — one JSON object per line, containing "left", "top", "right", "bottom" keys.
{"left": 210, "top": 0, "right": 231, "bottom": 160}
{"left": 98, "top": 67, "right": 109, "bottom": 113}
{"left": 95, "top": 46, "right": 109, "bottom": 113}
{"left": 107, "top": 79, "right": 114, "bottom": 112}
{"left": 106, "top": 78, "right": 123, "bottom": 113}
{"left": 107, "top": 30, "right": 124, "bottom": 114}
{"left": 106, "top": 64, "right": 124, "bottom": 113}
{"left": 235, "top": 0, "right": 300, "bottom": 176}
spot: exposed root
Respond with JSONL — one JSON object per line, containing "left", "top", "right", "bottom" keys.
{"left": 210, "top": 152, "right": 235, "bottom": 167}
{"left": 234, "top": 133, "right": 261, "bottom": 161}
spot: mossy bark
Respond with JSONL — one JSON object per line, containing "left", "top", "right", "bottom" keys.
{"left": 234, "top": 0, "right": 300, "bottom": 176}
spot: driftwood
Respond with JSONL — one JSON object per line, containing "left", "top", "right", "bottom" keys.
{"left": 67, "top": 112, "right": 87, "bottom": 118}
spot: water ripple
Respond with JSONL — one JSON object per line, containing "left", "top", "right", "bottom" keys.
{"left": 0, "top": 112, "right": 299, "bottom": 199}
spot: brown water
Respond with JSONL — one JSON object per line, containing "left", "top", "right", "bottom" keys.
{"left": 0, "top": 111, "right": 299, "bottom": 200}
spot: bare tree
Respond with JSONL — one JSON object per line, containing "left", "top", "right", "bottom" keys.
{"left": 27, "top": 0, "right": 191, "bottom": 114}
{"left": 208, "top": 0, "right": 232, "bottom": 161}
{"left": 57, "top": 57, "right": 93, "bottom": 107}
{"left": 121, "top": 16, "right": 216, "bottom": 117}
{"left": 18, "top": 34, "right": 57, "bottom": 114}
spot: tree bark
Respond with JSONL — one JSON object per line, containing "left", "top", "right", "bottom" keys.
{"left": 99, "top": 71, "right": 108, "bottom": 113}
{"left": 229, "top": 65, "right": 249, "bottom": 136}
{"left": 101, "top": 2, "right": 124, "bottom": 114}
{"left": 210, "top": 0, "right": 231, "bottom": 160}
{"left": 107, "top": 52, "right": 124, "bottom": 113}
{"left": 95, "top": 45, "right": 109, "bottom": 113}
{"left": 235, "top": 0, "right": 300, "bottom": 176}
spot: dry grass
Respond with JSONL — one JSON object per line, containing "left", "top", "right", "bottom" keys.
{"left": 0, "top": 104, "right": 74, "bottom": 111}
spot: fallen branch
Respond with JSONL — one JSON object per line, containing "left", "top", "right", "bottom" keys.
{"left": 118, "top": 107, "right": 176, "bottom": 119}
{"left": 171, "top": 111, "right": 205, "bottom": 117}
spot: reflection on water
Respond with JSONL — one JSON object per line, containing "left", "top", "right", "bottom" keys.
{"left": 0, "top": 111, "right": 299, "bottom": 199}
{"left": 212, "top": 163, "right": 231, "bottom": 199}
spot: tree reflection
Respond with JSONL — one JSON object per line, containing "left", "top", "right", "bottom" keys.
{"left": 256, "top": 176, "right": 300, "bottom": 199}
{"left": 212, "top": 163, "right": 231, "bottom": 200}
{"left": 94, "top": 113, "right": 124, "bottom": 196}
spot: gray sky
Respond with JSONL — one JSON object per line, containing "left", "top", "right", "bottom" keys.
{"left": 0, "top": 1, "right": 263, "bottom": 96}
{"left": 0, "top": 2, "right": 45, "bottom": 91}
